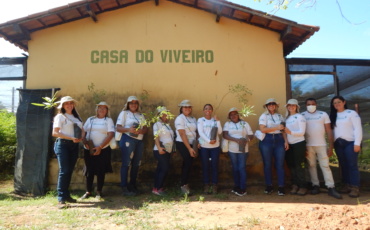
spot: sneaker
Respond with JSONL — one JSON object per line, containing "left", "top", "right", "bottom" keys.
{"left": 58, "top": 201, "right": 67, "bottom": 209}
{"left": 348, "top": 186, "right": 360, "bottom": 198}
{"left": 264, "top": 186, "right": 273, "bottom": 194}
{"left": 152, "top": 188, "right": 161, "bottom": 196}
{"left": 96, "top": 191, "right": 102, "bottom": 200}
{"left": 235, "top": 189, "right": 247, "bottom": 196}
{"left": 328, "top": 188, "right": 342, "bottom": 199}
{"left": 80, "top": 192, "right": 91, "bottom": 200}
{"left": 277, "top": 187, "right": 285, "bottom": 196}
{"left": 311, "top": 185, "right": 320, "bottom": 195}
{"left": 157, "top": 188, "right": 166, "bottom": 196}
{"left": 203, "top": 184, "right": 211, "bottom": 194}
{"left": 297, "top": 188, "right": 308, "bottom": 196}
{"left": 181, "top": 184, "right": 190, "bottom": 195}
{"left": 290, "top": 185, "right": 299, "bottom": 195}
{"left": 339, "top": 184, "right": 351, "bottom": 194}
{"left": 122, "top": 187, "right": 136, "bottom": 196}
{"left": 211, "top": 184, "right": 218, "bottom": 194}
{"left": 65, "top": 197, "right": 77, "bottom": 203}
{"left": 128, "top": 184, "right": 139, "bottom": 194}
{"left": 231, "top": 187, "right": 240, "bottom": 194}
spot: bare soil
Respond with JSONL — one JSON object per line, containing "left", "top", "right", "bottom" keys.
{"left": 1, "top": 180, "right": 369, "bottom": 229}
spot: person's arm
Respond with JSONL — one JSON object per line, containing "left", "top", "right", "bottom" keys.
{"left": 178, "top": 129, "right": 196, "bottom": 157}
{"left": 285, "top": 116, "right": 306, "bottom": 137}
{"left": 93, "top": 132, "right": 114, "bottom": 155}
{"left": 223, "top": 130, "right": 242, "bottom": 143}
{"left": 351, "top": 111, "right": 363, "bottom": 153}
{"left": 282, "top": 132, "right": 289, "bottom": 150}
{"left": 324, "top": 123, "right": 334, "bottom": 157}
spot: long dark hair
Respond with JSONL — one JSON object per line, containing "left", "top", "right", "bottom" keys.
{"left": 60, "top": 107, "right": 82, "bottom": 122}
{"left": 329, "top": 96, "right": 347, "bottom": 129}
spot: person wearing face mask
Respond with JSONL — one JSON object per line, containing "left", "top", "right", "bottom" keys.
{"left": 301, "top": 98, "right": 342, "bottom": 199}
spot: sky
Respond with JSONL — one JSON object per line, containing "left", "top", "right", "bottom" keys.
{"left": 0, "top": 0, "right": 369, "bottom": 58}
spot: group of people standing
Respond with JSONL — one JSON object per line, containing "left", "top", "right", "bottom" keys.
{"left": 51, "top": 94, "right": 362, "bottom": 208}
{"left": 258, "top": 97, "right": 362, "bottom": 199}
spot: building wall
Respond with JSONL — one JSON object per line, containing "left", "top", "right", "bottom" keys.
{"left": 25, "top": 1, "right": 288, "bottom": 189}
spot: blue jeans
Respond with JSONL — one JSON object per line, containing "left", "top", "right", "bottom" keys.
{"left": 153, "top": 150, "right": 170, "bottom": 189}
{"left": 200, "top": 147, "right": 220, "bottom": 184}
{"left": 228, "top": 152, "right": 248, "bottom": 190}
{"left": 334, "top": 139, "right": 360, "bottom": 187}
{"left": 119, "top": 134, "right": 144, "bottom": 187}
{"left": 259, "top": 133, "right": 285, "bottom": 187}
{"left": 54, "top": 139, "right": 79, "bottom": 202}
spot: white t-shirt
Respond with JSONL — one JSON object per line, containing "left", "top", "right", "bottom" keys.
{"left": 53, "top": 113, "right": 83, "bottom": 139}
{"left": 223, "top": 120, "right": 253, "bottom": 153}
{"left": 83, "top": 116, "right": 115, "bottom": 149}
{"left": 301, "top": 110, "right": 330, "bottom": 146}
{"left": 259, "top": 112, "right": 285, "bottom": 134}
{"left": 285, "top": 113, "right": 306, "bottom": 144}
{"left": 116, "top": 110, "right": 146, "bottom": 140}
{"left": 175, "top": 113, "right": 197, "bottom": 143}
{"left": 153, "top": 121, "right": 175, "bottom": 151}
{"left": 334, "top": 109, "right": 362, "bottom": 146}
{"left": 197, "top": 117, "right": 222, "bottom": 148}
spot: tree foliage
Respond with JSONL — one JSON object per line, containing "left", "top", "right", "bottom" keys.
{"left": 0, "top": 110, "right": 17, "bottom": 175}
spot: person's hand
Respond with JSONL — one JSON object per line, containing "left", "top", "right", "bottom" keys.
{"left": 277, "top": 124, "right": 285, "bottom": 131}
{"left": 129, "top": 126, "right": 139, "bottom": 134}
{"left": 159, "top": 147, "right": 166, "bottom": 155}
{"left": 284, "top": 142, "right": 289, "bottom": 150}
{"left": 327, "top": 148, "right": 334, "bottom": 157}
{"left": 283, "top": 127, "right": 291, "bottom": 134}
{"left": 189, "top": 148, "right": 197, "bottom": 158}
{"left": 93, "top": 146, "right": 102, "bottom": 155}
{"left": 354, "top": 145, "right": 361, "bottom": 153}
{"left": 209, "top": 140, "right": 216, "bottom": 144}
{"left": 213, "top": 115, "right": 219, "bottom": 121}
{"left": 73, "top": 138, "right": 82, "bottom": 143}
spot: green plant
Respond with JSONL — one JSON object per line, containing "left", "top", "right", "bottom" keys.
{"left": 0, "top": 110, "right": 17, "bottom": 175}
{"left": 31, "top": 91, "right": 59, "bottom": 109}
{"left": 214, "top": 84, "right": 255, "bottom": 119}
{"left": 88, "top": 82, "right": 106, "bottom": 104}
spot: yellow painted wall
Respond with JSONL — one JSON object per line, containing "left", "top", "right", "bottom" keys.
{"left": 27, "top": 0, "right": 287, "bottom": 125}
{"left": 26, "top": 1, "right": 289, "bottom": 187}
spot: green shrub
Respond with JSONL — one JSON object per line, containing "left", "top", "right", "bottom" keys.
{"left": 0, "top": 109, "right": 16, "bottom": 175}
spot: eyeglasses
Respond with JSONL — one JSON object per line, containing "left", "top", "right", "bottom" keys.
{"left": 266, "top": 103, "right": 277, "bottom": 106}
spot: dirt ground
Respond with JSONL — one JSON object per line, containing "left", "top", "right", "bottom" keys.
{"left": 1, "top": 180, "right": 370, "bottom": 230}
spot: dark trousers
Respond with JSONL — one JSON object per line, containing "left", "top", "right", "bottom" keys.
{"left": 285, "top": 140, "right": 307, "bottom": 187}
{"left": 176, "top": 141, "right": 194, "bottom": 186}
{"left": 153, "top": 150, "right": 170, "bottom": 189}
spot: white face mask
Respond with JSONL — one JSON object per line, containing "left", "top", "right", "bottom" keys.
{"left": 307, "top": 105, "right": 317, "bottom": 113}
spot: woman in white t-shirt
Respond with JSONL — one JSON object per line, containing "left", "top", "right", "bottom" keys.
{"left": 223, "top": 107, "right": 253, "bottom": 196}
{"left": 80, "top": 102, "right": 114, "bottom": 200}
{"left": 284, "top": 99, "right": 307, "bottom": 196}
{"left": 52, "top": 96, "right": 83, "bottom": 208}
{"left": 330, "top": 96, "right": 362, "bottom": 198}
{"left": 116, "top": 96, "right": 148, "bottom": 196}
{"left": 198, "top": 104, "right": 222, "bottom": 194}
{"left": 174, "top": 99, "right": 197, "bottom": 195}
{"left": 152, "top": 106, "right": 175, "bottom": 196}
{"left": 258, "top": 98, "right": 288, "bottom": 196}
